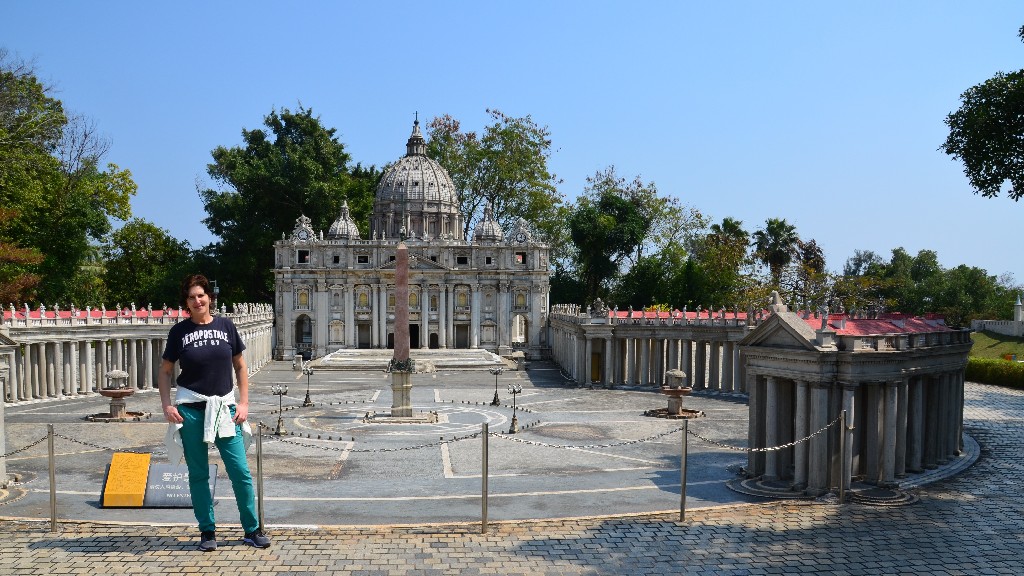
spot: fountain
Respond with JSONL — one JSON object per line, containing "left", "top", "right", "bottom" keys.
{"left": 644, "top": 369, "right": 704, "bottom": 419}
{"left": 87, "top": 369, "right": 150, "bottom": 422}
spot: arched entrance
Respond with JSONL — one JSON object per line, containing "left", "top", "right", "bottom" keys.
{"left": 294, "top": 315, "right": 313, "bottom": 359}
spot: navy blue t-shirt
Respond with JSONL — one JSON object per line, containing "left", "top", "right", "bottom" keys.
{"left": 162, "top": 316, "right": 246, "bottom": 397}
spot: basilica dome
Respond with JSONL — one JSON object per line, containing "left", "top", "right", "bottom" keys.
{"left": 370, "top": 120, "right": 464, "bottom": 240}
{"left": 327, "top": 201, "right": 361, "bottom": 240}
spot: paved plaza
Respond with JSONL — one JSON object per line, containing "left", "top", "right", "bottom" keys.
{"left": 0, "top": 362, "right": 1022, "bottom": 574}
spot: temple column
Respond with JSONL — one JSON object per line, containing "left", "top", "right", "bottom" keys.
{"left": 652, "top": 338, "right": 663, "bottom": 386}
{"left": 895, "top": 378, "right": 909, "bottom": 477}
{"left": 681, "top": 340, "right": 692, "bottom": 388}
{"left": 584, "top": 335, "right": 594, "bottom": 384}
{"left": 923, "top": 376, "right": 939, "bottom": 469}
{"left": 97, "top": 340, "right": 108, "bottom": 391}
{"left": 807, "top": 383, "right": 830, "bottom": 496}
{"left": 840, "top": 385, "right": 856, "bottom": 492}
{"left": 722, "top": 341, "right": 735, "bottom": 392}
{"left": 747, "top": 373, "right": 765, "bottom": 476}
{"left": 880, "top": 381, "right": 898, "bottom": 487}
{"left": 345, "top": 284, "right": 355, "bottom": 348}
{"left": 604, "top": 337, "right": 615, "bottom": 386}
{"left": 907, "top": 376, "right": 924, "bottom": 472}
{"left": 420, "top": 282, "right": 430, "bottom": 349}
{"left": 764, "top": 376, "right": 780, "bottom": 480}
{"left": 624, "top": 338, "right": 635, "bottom": 385}
{"left": 45, "top": 342, "right": 56, "bottom": 397}
{"left": 639, "top": 338, "right": 649, "bottom": 386}
{"left": 143, "top": 339, "right": 153, "bottom": 390}
{"left": 470, "top": 285, "right": 480, "bottom": 349}
{"left": 694, "top": 341, "right": 706, "bottom": 390}
{"left": 865, "top": 384, "right": 882, "bottom": 482}
{"left": 793, "top": 380, "right": 809, "bottom": 490}
{"left": 438, "top": 283, "right": 447, "bottom": 349}
{"left": 709, "top": 340, "right": 721, "bottom": 391}
{"left": 128, "top": 338, "right": 138, "bottom": 389}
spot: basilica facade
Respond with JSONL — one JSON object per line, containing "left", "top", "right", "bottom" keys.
{"left": 272, "top": 120, "right": 551, "bottom": 361}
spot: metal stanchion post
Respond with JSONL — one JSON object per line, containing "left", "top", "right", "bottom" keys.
{"left": 680, "top": 420, "right": 688, "bottom": 523}
{"left": 481, "top": 422, "right": 489, "bottom": 534}
{"left": 257, "top": 423, "right": 265, "bottom": 530}
{"left": 839, "top": 410, "right": 847, "bottom": 504}
{"left": 48, "top": 424, "right": 57, "bottom": 532}
{"left": 481, "top": 423, "right": 490, "bottom": 533}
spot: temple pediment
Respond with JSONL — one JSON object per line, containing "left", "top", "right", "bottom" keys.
{"left": 739, "top": 312, "right": 819, "bottom": 351}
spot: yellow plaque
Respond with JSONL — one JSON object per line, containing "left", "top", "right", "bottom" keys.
{"left": 102, "top": 452, "right": 151, "bottom": 507}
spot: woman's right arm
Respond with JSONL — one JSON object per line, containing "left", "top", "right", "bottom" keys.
{"left": 158, "top": 359, "right": 183, "bottom": 424}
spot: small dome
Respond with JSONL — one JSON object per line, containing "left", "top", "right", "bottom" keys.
{"left": 327, "top": 201, "right": 361, "bottom": 239}
{"left": 473, "top": 203, "right": 504, "bottom": 242}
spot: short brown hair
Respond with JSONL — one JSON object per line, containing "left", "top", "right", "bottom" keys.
{"left": 179, "top": 274, "right": 213, "bottom": 307}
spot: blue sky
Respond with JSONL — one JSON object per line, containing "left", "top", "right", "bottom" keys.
{"left": 5, "top": 1, "right": 1023, "bottom": 284}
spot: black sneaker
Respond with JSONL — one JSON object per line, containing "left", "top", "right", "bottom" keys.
{"left": 198, "top": 530, "right": 217, "bottom": 552}
{"left": 243, "top": 529, "right": 271, "bottom": 548}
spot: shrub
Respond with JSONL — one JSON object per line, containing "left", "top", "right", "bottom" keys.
{"left": 966, "top": 357, "right": 1024, "bottom": 389}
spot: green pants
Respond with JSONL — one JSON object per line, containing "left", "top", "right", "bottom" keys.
{"left": 178, "top": 404, "right": 258, "bottom": 533}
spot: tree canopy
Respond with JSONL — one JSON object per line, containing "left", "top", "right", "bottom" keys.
{"left": 425, "top": 109, "right": 564, "bottom": 244}
{"left": 198, "top": 105, "right": 378, "bottom": 302}
{"left": 941, "top": 26, "right": 1024, "bottom": 201}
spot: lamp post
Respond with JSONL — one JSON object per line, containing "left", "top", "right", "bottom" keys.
{"left": 489, "top": 367, "right": 504, "bottom": 406}
{"left": 507, "top": 382, "right": 522, "bottom": 434}
{"left": 271, "top": 384, "right": 288, "bottom": 435}
{"left": 302, "top": 364, "right": 315, "bottom": 407}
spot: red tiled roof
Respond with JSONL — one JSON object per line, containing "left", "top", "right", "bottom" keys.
{"left": 798, "top": 314, "right": 952, "bottom": 336}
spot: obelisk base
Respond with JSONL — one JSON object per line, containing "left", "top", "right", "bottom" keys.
{"left": 390, "top": 371, "right": 413, "bottom": 418}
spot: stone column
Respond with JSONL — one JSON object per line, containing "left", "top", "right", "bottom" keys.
{"left": 923, "top": 376, "right": 939, "bottom": 469}
{"left": 45, "top": 342, "right": 56, "bottom": 397}
{"left": 841, "top": 385, "right": 856, "bottom": 492}
{"left": 18, "top": 345, "right": 30, "bottom": 400}
{"left": 764, "top": 376, "right": 779, "bottom": 481}
{"left": 470, "top": 285, "right": 480, "bottom": 349}
{"left": 865, "top": 384, "right": 882, "bottom": 482}
{"left": 807, "top": 383, "right": 830, "bottom": 496}
{"left": 97, "top": 340, "right": 108, "bottom": 393}
{"left": 722, "top": 341, "right": 735, "bottom": 392}
{"left": 143, "top": 339, "right": 153, "bottom": 390}
{"left": 604, "top": 337, "right": 615, "bottom": 386}
{"left": 652, "top": 338, "right": 663, "bottom": 386}
{"left": 78, "top": 341, "right": 92, "bottom": 394}
{"left": 438, "top": 283, "right": 447, "bottom": 349}
{"left": 624, "top": 337, "right": 635, "bottom": 386}
{"left": 584, "top": 335, "right": 593, "bottom": 384}
{"left": 880, "top": 381, "right": 898, "bottom": 487}
{"left": 907, "top": 376, "right": 923, "bottom": 472}
{"left": 421, "top": 282, "right": 430, "bottom": 349}
{"left": 709, "top": 340, "right": 721, "bottom": 391}
{"left": 747, "top": 373, "right": 764, "bottom": 475}
{"left": 694, "top": 341, "right": 706, "bottom": 390}
{"left": 128, "top": 338, "right": 138, "bottom": 389}
{"left": 638, "top": 338, "right": 649, "bottom": 386}
{"left": 957, "top": 369, "right": 966, "bottom": 454}
{"left": 895, "top": 378, "right": 908, "bottom": 477}
{"left": 793, "top": 380, "right": 809, "bottom": 490}
{"left": 681, "top": 340, "right": 692, "bottom": 388}
{"left": 447, "top": 285, "right": 456, "bottom": 349}
{"left": 345, "top": 284, "right": 355, "bottom": 348}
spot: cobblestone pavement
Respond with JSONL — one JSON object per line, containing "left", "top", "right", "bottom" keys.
{"left": 1, "top": 381, "right": 1022, "bottom": 575}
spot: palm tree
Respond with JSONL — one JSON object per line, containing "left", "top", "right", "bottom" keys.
{"left": 752, "top": 218, "right": 799, "bottom": 287}
{"left": 709, "top": 217, "right": 748, "bottom": 246}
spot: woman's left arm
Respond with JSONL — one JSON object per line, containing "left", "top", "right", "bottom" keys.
{"left": 233, "top": 353, "right": 250, "bottom": 423}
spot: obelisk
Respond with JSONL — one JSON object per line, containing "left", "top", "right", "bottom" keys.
{"left": 390, "top": 241, "right": 414, "bottom": 417}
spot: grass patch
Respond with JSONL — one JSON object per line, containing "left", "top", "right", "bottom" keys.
{"left": 969, "top": 330, "right": 1024, "bottom": 361}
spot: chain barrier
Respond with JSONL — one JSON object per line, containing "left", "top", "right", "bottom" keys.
{"left": 492, "top": 425, "right": 685, "bottom": 449}
{"left": 687, "top": 413, "right": 843, "bottom": 453}
{"left": 1, "top": 435, "right": 47, "bottom": 459}
{"left": 255, "top": 422, "right": 485, "bottom": 453}
{"left": 2, "top": 410, "right": 842, "bottom": 458}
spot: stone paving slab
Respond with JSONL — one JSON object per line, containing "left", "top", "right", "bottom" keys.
{"left": 1, "top": 377, "right": 1021, "bottom": 574}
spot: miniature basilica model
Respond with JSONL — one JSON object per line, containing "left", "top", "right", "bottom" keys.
{"left": 273, "top": 120, "right": 550, "bottom": 361}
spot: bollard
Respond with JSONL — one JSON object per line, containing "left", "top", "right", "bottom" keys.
{"left": 680, "top": 420, "right": 688, "bottom": 523}
{"left": 48, "top": 424, "right": 57, "bottom": 532}
{"left": 257, "top": 423, "right": 265, "bottom": 530}
{"left": 481, "top": 422, "right": 489, "bottom": 534}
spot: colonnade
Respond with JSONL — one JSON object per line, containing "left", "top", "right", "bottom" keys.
{"left": 547, "top": 307, "right": 750, "bottom": 388}
{"left": 2, "top": 308, "right": 274, "bottom": 405}
{"left": 746, "top": 370, "right": 966, "bottom": 495}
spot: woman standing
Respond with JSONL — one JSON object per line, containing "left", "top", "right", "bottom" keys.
{"left": 158, "top": 274, "right": 270, "bottom": 551}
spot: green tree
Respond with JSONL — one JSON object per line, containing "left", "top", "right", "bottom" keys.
{"left": 942, "top": 27, "right": 1024, "bottom": 201}
{"left": 425, "top": 110, "right": 564, "bottom": 244}
{"left": 0, "top": 51, "right": 136, "bottom": 305}
{"left": 567, "top": 180, "right": 649, "bottom": 304}
{"left": 102, "top": 218, "right": 193, "bottom": 307}
{"left": 199, "top": 106, "right": 373, "bottom": 302}
{"left": 752, "top": 217, "right": 800, "bottom": 288}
